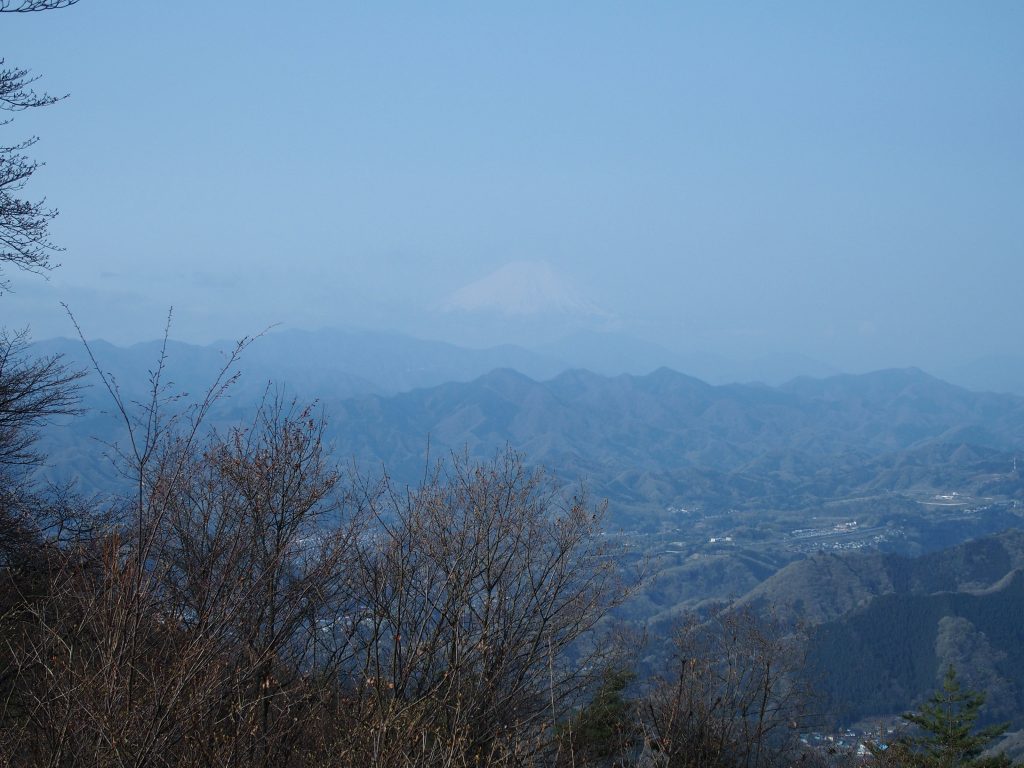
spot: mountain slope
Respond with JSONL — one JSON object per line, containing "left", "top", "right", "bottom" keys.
{"left": 38, "top": 360, "right": 1024, "bottom": 516}
{"left": 809, "top": 564, "right": 1024, "bottom": 725}
{"left": 31, "top": 328, "right": 569, "bottom": 405}
{"left": 736, "top": 529, "right": 1024, "bottom": 625}
{"left": 320, "top": 366, "right": 1024, "bottom": 514}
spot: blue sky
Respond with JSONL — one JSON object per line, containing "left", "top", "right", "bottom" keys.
{"left": 4, "top": 2, "right": 1023, "bottom": 371}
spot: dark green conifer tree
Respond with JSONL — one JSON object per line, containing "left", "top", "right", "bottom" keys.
{"left": 872, "top": 665, "right": 1015, "bottom": 768}
{"left": 558, "top": 668, "right": 636, "bottom": 766}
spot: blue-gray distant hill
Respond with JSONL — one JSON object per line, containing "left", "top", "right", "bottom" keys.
{"left": 31, "top": 328, "right": 569, "bottom": 406}
{"left": 317, "top": 367, "right": 1024, "bottom": 511}
{"left": 537, "top": 330, "right": 841, "bottom": 384}
{"left": 34, "top": 333, "right": 1024, "bottom": 521}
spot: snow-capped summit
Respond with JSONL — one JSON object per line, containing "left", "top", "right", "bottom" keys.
{"left": 441, "top": 261, "right": 608, "bottom": 318}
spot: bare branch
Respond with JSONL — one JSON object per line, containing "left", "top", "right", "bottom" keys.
{"left": 0, "top": 326, "right": 84, "bottom": 469}
{"left": 0, "top": 0, "right": 78, "bottom": 11}
{"left": 0, "top": 59, "right": 66, "bottom": 288}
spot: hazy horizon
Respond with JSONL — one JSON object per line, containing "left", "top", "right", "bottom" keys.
{"left": 5, "top": 3, "right": 1023, "bottom": 376}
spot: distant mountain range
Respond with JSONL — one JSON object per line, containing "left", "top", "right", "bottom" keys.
{"left": 28, "top": 330, "right": 1024, "bottom": 731}
{"left": 33, "top": 327, "right": 1024, "bottom": 402}
{"left": 30, "top": 329, "right": 567, "bottom": 405}
{"left": 34, "top": 330, "right": 1024, "bottom": 523}
{"left": 319, "top": 366, "right": 1024, "bottom": 511}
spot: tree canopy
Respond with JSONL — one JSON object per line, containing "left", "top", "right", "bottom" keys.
{"left": 873, "top": 665, "right": 1015, "bottom": 768}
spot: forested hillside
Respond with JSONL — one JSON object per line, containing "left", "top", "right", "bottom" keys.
{"left": 37, "top": 356, "right": 1024, "bottom": 521}
{"left": 737, "top": 529, "right": 1024, "bottom": 625}
{"left": 720, "top": 530, "right": 1024, "bottom": 728}
{"left": 811, "top": 568, "right": 1024, "bottom": 725}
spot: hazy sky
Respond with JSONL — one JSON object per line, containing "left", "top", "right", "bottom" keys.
{"left": 4, "top": 2, "right": 1022, "bottom": 372}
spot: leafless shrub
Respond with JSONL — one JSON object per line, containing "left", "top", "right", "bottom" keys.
{"left": 0, "top": 315, "right": 631, "bottom": 767}
{"left": 637, "top": 607, "right": 814, "bottom": 768}
{"left": 339, "top": 450, "right": 628, "bottom": 766}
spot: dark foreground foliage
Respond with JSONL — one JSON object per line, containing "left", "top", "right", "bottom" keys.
{"left": 0, "top": 327, "right": 821, "bottom": 767}
{"left": 0, "top": 336, "right": 1019, "bottom": 768}
{"left": 0, "top": 392, "right": 618, "bottom": 765}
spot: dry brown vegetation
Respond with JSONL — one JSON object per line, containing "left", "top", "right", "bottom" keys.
{"left": 0, "top": 327, "right": 834, "bottom": 767}
{"left": 0, "top": 331, "right": 638, "bottom": 766}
